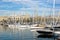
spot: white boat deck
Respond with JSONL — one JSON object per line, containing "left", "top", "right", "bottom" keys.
{"left": 54, "top": 31, "right": 60, "bottom": 34}
{"left": 8, "top": 24, "right": 45, "bottom": 31}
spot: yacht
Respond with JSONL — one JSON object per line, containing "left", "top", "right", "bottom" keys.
{"left": 36, "top": 24, "right": 56, "bottom": 36}
{"left": 36, "top": 27, "right": 54, "bottom": 36}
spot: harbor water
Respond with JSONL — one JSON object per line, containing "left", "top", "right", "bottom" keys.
{"left": 0, "top": 25, "right": 55, "bottom": 40}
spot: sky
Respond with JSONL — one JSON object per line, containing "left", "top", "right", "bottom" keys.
{"left": 0, "top": 0, "right": 60, "bottom": 16}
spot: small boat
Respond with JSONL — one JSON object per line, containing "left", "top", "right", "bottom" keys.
{"left": 37, "top": 29, "right": 53, "bottom": 36}
{"left": 37, "top": 29, "right": 53, "bottom": 33}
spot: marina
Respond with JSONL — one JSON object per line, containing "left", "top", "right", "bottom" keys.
{"left": 0, "top": 15, "right": 60, "bottom": 40}
{"left": 0, "top": 0, "right": 60, "bottom": 40}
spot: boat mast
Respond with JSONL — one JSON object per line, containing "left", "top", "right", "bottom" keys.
{"left": 52, "top": 1, "right": 55, "bottom": 39}
{"left": 53, "top": 0, "right": 55, "bottom": 27}
{"left": 32, "top": 8, "right": 34, "bottom": 25}
{"left": 14, "top": 12, "right": 16, "bottom": 25}
{"left": 20, "top": 12, "right": 21, "bottom": 24}
{"left": 42, "top": 10, "right": 44, "bottom": 25}
{"left": 41, "top": 10, "right": 43, "bottom": 25}
{"left": 43, "top": 10, "right": 46, "bottom": 26}
{"left": 35, "top": 8, "right": 38, "bottom": 24}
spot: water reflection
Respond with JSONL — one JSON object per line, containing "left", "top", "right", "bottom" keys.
{"left": 0, "top": 25, "right": 54, "bottom": 40}
{"left": 37, "top": 35, "right": 53, "bottom": 38}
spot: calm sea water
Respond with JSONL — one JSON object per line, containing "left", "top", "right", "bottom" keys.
{"left": 0, "top": 25, "right": 54, "bottom": 40}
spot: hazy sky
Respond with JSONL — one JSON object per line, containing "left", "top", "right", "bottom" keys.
{"left": 0, "top": 0, "right": 60, "bottom": 16}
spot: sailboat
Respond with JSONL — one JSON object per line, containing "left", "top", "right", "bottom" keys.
{"left": 36, "top": 8, "right": 54, "bottom": 36}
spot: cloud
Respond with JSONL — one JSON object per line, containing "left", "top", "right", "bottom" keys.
{"left": 0, "top": 0, "right": 42, "bottom": 10}
{"left": 0, "top": 0, "right": 60, "bottom": 16}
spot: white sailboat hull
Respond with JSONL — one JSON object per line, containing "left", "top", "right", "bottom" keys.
{"left": 8, "top": 24, "right": 38, "bottom": 29}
